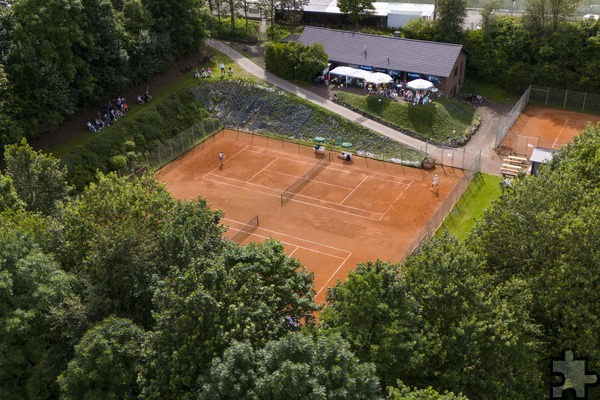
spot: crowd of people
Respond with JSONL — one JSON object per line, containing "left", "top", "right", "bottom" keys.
{"left": 86, "top": 96, "right": 130, "bottom": 133}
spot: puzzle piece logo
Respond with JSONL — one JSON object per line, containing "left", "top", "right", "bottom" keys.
{"left": 551, "top": 350, "right": 599, "bottom": 399}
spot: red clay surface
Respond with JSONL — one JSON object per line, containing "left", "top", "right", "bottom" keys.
{"left": 500, "top": 105, "right": 600, "bottom": 157}
{"left": 156, "top": 129, "right": 463, "bottom": 303}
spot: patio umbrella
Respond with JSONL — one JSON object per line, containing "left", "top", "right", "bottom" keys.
{"left": 365, "top": 72, "right": 393, "bottom": 85}
{"left": 406, "top": 78, "right": 434, "bottom": 91}
{"left": 330, "top": 66, "right": 371, "bottom": 79}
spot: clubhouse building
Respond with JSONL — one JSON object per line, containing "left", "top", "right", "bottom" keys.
{"left": 297, "top": 27, "right": 468, "bottom": 96}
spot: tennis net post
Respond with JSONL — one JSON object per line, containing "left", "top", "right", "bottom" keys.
{"left": 230, "top": 214, "right": 259, "bottom": 244}
{"left": 281, "top": 152, "right": 331, "bottom": 205}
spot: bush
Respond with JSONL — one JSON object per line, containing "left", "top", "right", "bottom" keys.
{"left": 264, "top": 42, "right": 328, "bottom": 82}
{"left": 210, "top": 17, "right": 259, "bottom": 43}
{"left": 110, "top": 155, "right": 127, "bottom": 170}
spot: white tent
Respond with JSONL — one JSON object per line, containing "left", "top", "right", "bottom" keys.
{"left": 406, "top": 78, "right": 434, "bottom": 91}
{"left": 329, "top": 66, "right": 371, "bottom": 79}
{"left": 365, "top": 72, "right": 393, "bottom": 84}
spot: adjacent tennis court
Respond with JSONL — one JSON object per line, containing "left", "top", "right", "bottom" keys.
{"left": 156, "top": 129, "right": 464, "bottom": 302}
{"left": 500, "top": 105, "right": 600, "bottom": 156}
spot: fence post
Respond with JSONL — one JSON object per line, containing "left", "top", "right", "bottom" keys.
{"left": 462, "top": 147, "right": 465, "bottom": 169}
{"left": 563, "top": 90, "right": 568, "bottom": 110}
{"left": 583, "top": 92, "right": 587, "bottom": 113}
{"left": 515, "top": 131, "right": 519, "bottom": 155}
{"left": 545, "top": 87, "right": 549, "bottom": 107}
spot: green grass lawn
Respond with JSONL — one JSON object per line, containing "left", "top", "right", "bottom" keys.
{"left": 436, "top": 173, "right": 503, "bottom": 240}
{"left": 334, "top": 91, "right": 478, "bottom": 145}
{"left": 461, "top": 80, "right": 520, "bottom": 103}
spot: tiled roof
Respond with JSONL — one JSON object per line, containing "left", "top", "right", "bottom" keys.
{"left": 298, "top": 26, "right": 465, "bottom": 78}
{"left": 530, "top": 147, "right": 556, "bottom": 163}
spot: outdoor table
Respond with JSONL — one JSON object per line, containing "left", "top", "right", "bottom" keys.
{"left": 315, "top": 136, "right": 326, "bottom": 142}
{"left": 341, "top": 142, "right": 352, "bottom": 148}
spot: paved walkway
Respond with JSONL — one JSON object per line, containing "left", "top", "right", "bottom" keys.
{"left": 207, "top": 38, "right": 504, "bottom": 175}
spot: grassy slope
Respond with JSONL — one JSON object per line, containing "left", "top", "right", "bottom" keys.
{"left": 436, "top": 173, "right": 503, "bottom": 240}
{"left": 335, "top": 92, "right": 478, "bottom": 145}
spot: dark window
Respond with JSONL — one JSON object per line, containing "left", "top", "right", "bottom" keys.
{"left": 454, "top": 67, "right": 458, "bottom": 77}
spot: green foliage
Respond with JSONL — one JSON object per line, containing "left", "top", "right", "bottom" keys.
{"left": 434, "top": 0, "right": 467, "bottom": 43}
{"left": 0, "top": 174, "right": 24, "bottom": 211}
{"left": 4, "top": 138, "right": 72, "bottom": 215}
{"left": 210, "top": 16, "right": 259, "bottom": 42}
{"left": 7, "top": 0, "right": 90, "bottom": 137}
{"left": 337, "top": 0, "right": 375, "bottom": 31}
{"left": 61, "top": 89, "right": 209, "bottom": 190}
{"left": 140, "top": 239, "right": 317, "bottom": 398}
{"left": 200, "top": 333, "right": 382, "bottom": 399}
{"left": 0, "top": 211, "right": 79, "bottom": 399}
{"left": 334, "top": 91, "right": 477, "bottom": 145}
{"left": 471, "top": 124, "right": 600, "bottom": 369}
{"left": 109, "top": 154, "right": 127, "bottom": 170}
{"left": 320, "top": 261, "right": 419, "bottom": 388}
{"left": 58, "top": 317, "right": 146, "bottom": 400}
{"left": 0, "top": 63, "right": 22, "bottom": 154}
{"left": 264, "top": 41, "right": 328, "bottom": 82}
{"left": 144, "top": 0, "right": 206, "bottom": 57}
{"left": 387, "top": 381, "right": 469, "bottom": 400}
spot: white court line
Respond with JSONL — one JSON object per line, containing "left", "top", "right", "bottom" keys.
{"left": 247, "top": 156, "right": 280, "bottom": 183}
{"left": 340, "top": 175, "right": 368, "bottom": 205}
{"left": 266, "top": 168, "right": 352, "bottom": 191}
{"left": 243, "top": 147, "right": 413, "bottom": 184}
{"left": 242, "top": 231, "right": 347, "bottom": 259}
{"left": 223, "top": 217, "right": 351, "bottom": 254}
{"left": 554, "top": 119, "right": 569, "bottom": 149}
{"left": 288, "top": 246, "right": 300, "bottom": 258}
{"left": 205, "top": 172, "right": 381, "bottom": 219}
{"left": 379, "top": 181, "right": 413, "bottom": 221}
{"left": 316, "top": 252, "right": 353, "bottom": 296}
{"left": 202, "top": 145, "right": 249, "bottom": 180}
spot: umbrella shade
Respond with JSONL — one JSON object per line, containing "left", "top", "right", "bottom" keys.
{"left": 330, "top": 66, "right": 371, "bottom": 79}
{"left": 365, "top": 72, "right": 393, "bottom": 85}
{"left": 406, "top": 78, "right": 434, "bottom": 91}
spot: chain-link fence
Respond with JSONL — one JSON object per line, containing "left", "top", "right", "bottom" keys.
{"left": 495, "top": 85, "right": 531, "bottom": 148}
{"left": 404, "top": 152, "right": 481, "bottom": 261}
{"left": 530, "top": 86, "right": 600, "bottom": 115}
{"left": 423, "top": 143, "right": 481, "bottom": 170}
{"left": 118, "top": 118, "right": 223, "bottom": 177}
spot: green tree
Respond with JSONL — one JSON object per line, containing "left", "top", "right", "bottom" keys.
{"left": 472, "top": 124, "right": 600, "bottom": 373}
{"left": 79, "top": 0, "right": 129, "bottom": 103}
{"left": 6, "top": 0, "right": 91, "bottom": 136}
{"left": 402, "top": 235, "right": 542, "bottom": 399}
{"left": 401, "top": 19, "right": 438, "bottom": 41}
{"left": 4, "top": 138, "right": 71, "bottom": 216}
{"left": 337, "top": 0, "right": 374, "bottom": 31}
{"left": 200, "top": 333, "right": 382, "bottom": 399}
{"left": 0, "top": 211, "right": 79, "bottom": 399}
{"left": 387, "top": 381, "right": 469, "bottom": 400}
{"left": 523, "top": 0, "right": 580, "bottom": 33}
{"left": 144, "top": 0, "right": 205, "bottom": 57}
{"left": 434, "top": 0, "right": 467, "bottom": 43}
{"left": 0, "top": 63, "right": 22, "bottom": 154}
{"left": 57, "top": 173, "right": 223, "bottom": 327}
{"left": 320, "top": 261, "right": 420, "bottom": 388}
{"left": 140, "top": 239, "right": 317, "bottom": 399}
{"left": 0, "top": 174, "right": 24, "bottom": 211}
{"left": 58, "top": 317, "right": 146, "bottom": 400}
{"left": 265, "top": 41, "right": 328, "bottom": 82}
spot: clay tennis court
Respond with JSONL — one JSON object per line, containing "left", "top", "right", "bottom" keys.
{"left": 156, "top": 129, "right": 463, "bottom": 303}
{"left": 500, "top": 105, "right": 600, "bottom": 157}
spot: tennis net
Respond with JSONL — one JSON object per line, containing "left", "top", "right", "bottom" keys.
{"left": 281, "top": 153, "right": 331, "bottom": 205}
{"left": 231, "top": 214, "right": 259, "bottom": 244}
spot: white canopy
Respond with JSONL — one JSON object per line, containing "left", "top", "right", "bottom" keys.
{"left": 406, "top": 78, "right": 435, "bottom": 91}
{"left": 329, "top": 66, "right": 371, "bottom": 79}
{"left": 365, "top": 72, "right": 394, "bottom": 84}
